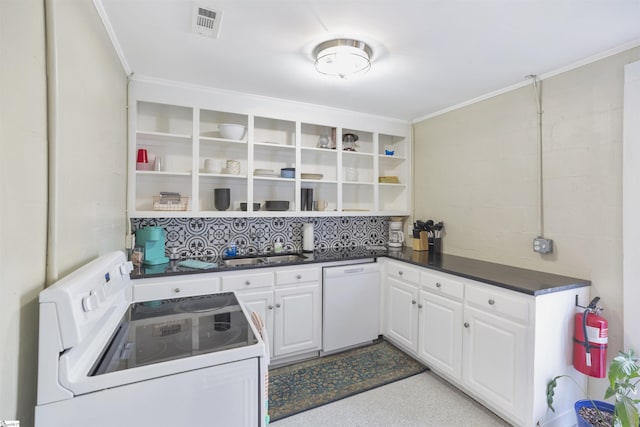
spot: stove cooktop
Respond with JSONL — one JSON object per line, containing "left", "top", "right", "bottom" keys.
{"left": 91, "top": 292, "right": 258, "bottom": 375}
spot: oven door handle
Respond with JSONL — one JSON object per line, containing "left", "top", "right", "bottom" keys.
{"left": 251, "top": 312, "right": 270, "bottom": 365}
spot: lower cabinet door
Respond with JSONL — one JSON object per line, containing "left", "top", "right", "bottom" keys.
{"left": 273, "top": 283, "right": 321, "bottom": 356}
{"left": 462, "top": 305, "right": 528, "bottom": 425}
{"left": 418, "top": 290, "right": 463, "bottom": 382}
{"left": 385, "top": 276, "right": 419, "bottom": 353}
{"left": 236, "top": 289, "right": 275, "bottom": 357}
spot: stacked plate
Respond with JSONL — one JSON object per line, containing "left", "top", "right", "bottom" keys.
{"left": 254, "top": 168, "right": 279, "bottom": 177}
{"left": 301, "top": 173, "right": 323, "bottom": 180}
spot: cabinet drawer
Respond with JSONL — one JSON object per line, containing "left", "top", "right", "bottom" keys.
{"left": 465, "top": 282, "right": 531, "bottom": 324}
{"left": 386, "top": 261, "right": 420, "bottom": 284}
{"left": 420, "top": 270, "right": 463, "bottom": 301}
{"left": 134, "top": 275, "right": 221, "bottom": 301}
{"left": 275, "top": 267, "right": 320, "bottom": 285}
{"left": 222, "top": 271, "right": 274, "bottom": 291}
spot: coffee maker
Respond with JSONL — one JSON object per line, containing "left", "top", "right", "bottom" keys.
{"left": 136, "top": 226, "right": 169, "bottom": 265}
{"left": 388, "top": 220, "right": 405, "bottom": 248}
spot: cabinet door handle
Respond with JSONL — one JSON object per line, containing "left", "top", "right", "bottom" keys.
{"left": 464, "top": 322, "right": 470, "bottom": 328}
{"left": 418, "top": 304, "right": 423, "bottom": 309}
{"left": 173, "top": 288, "right": 181, "bottom": 293}
{"left": 488, "top": 299, "right": 495, "bottom": 305}
{"left": 296, "top": 274, "right": 302, "bottom": 280}
{"left": 268, "top": 305, "right": 274, "bottom": 310}
{"left": 245, "top": 280, "right": 251, "bottom": 286}
{"left": 411, "top": 300, "right": 416, "bottom": 305}
{"left": 276, "top": 303, "right": 281, "bottom": 308}
{"left": 436, "top": 282, "right": 442, "bottom": 288}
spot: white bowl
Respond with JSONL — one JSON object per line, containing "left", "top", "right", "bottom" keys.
{"left": 219, "top": 124, "right": 246, "bottom": 140}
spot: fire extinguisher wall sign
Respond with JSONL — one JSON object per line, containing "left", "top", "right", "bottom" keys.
{"left": 573, "top": 297, "right": 608, "bottom": 378}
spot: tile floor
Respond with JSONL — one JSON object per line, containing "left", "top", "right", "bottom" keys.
{"left": 271, "top": 370, "right": 511, "bottom": 426}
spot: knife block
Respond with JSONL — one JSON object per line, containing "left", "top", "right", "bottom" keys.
{"left": 412, "top": 231, "right": 429, "bottom": 251}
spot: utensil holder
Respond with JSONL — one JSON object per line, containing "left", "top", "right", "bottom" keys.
{"left": 429, "top": 237, "right": 442, "bottom": 253}
{"left": 412, "top": 232, "right": 429, "bottom": 251}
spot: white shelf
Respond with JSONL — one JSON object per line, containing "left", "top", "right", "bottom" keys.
{"left": 254, "top": 141, "right": 295, "bottom": 150}
{"left": 253, "top": 176, "right": 294, "bottom": 182}
{"left": 200, "top": 136, "right": 247, "bottom": 144}
{"left": 379, "top": 182, "right": 408, "bottom": 187}
{"left": 136, "top": 170, "right": 192, "bottom": 177}
{"left": 379, "top": 154, "right": 407, "bottom": 161}
{"left": 199, "top": 172, "right": 247, "bottom": 179}
{"left": 301, "top": 179, "right": 336, "bottom": 184}
{"left": 137, "top": 130, "right": 192, "bottom": 142}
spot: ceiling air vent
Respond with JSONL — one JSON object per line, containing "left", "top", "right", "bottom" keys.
{"left": 191, "top": 4, "right": 222, "bottom": 38}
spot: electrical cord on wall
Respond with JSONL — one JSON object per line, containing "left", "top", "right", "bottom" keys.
{"left": 527, "top": 74, "right": 545, "bottom": 238}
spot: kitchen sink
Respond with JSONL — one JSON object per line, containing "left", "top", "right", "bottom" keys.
{"left": 263, "top": 254, "right": 307, "bottom": 264}
{"left": 223, "top": 257, "right": 264, "bottom": 267}
{"left": 223, "top": 253, "right": 307, "bottom": 267}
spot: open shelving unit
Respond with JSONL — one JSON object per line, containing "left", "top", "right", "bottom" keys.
{"left": 128, "top": 80, "right": 411, "bottom": 217}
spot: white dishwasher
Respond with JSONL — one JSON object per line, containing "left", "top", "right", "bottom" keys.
{"left": 323, "top": 262, "right": 380, "bottom": 353}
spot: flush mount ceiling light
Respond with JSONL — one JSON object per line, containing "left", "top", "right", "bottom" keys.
{"left": 313, "top": 38, "right": 372, "bottom": 79}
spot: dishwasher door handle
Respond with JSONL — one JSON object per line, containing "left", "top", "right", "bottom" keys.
{"left": 343, "top": 267, "right": 365, "bottom": 274}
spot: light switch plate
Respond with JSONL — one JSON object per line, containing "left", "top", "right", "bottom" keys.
{"left": 533, "top": 237, "right": 553, "bottom": 254}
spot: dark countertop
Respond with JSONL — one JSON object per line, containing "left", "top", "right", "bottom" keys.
{"left": 131, "top": 247, "right": 590, "bottom": 296}
{"left": 387, "top": 249, "right": 590, "bottom": 295}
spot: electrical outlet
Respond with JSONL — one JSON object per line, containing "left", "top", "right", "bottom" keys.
{"left": 533, "top": 237, "right": 553, "bottom": 254}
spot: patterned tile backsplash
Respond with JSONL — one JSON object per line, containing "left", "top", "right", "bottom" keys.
{"left": 131, "top": 216, "right": 391, "bottom": 259}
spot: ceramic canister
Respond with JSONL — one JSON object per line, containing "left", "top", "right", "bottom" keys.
{"left": 226, "top": 160, "right": 240, "bottom": 175}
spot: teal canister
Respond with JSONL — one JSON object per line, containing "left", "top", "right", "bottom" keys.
{"left": 136, "top": 226, "right": 169, "bottom": 265}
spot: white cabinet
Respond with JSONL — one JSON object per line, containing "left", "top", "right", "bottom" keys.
{"left": 132, "top": 273, "right": 221, "bottom": 301}
{"left": 382, "top": 259, "right": 588, "bottom": 427}
{"left": 273, "top": 283, "right": 321, "bottom": 356}
{"left": 384, "top": 262, "right": 464, "bottom": 383}
{"left": 221, "top": 265, "right": 322, "bottom": 359}
{"left": 462, "top": 282, "right": 530, "bottom": 425}
{"left": 418, "top": 270, "right": 464, "bottom": 383}
{"left": 225, "top": 272, "right": 276, "bottom": 355}
{"left": 384, "top": 261, "right": 421, "bottom": 353}
{"left": 128, "top": 79, "right": 411, "bottom": 217}
{"left": 273, "top": 266, "right": 322, "bottom": 357}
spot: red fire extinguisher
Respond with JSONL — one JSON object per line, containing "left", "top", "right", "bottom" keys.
{"left": 573, "top": 297, "right": 608, "bottom": 378}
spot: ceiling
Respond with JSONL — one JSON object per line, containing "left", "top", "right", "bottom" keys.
{"left": 96, "top": 0, "right": 640, "bottom": 121}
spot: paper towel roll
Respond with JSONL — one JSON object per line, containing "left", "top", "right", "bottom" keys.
{"left": 303, "top": 223, "right": 314, "bottom": 252}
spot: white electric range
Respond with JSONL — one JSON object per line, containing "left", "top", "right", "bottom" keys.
{"left": 35, "top": 251, "right": 268, "bottom": 427}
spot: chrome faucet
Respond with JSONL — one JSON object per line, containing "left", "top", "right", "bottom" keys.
{"left": 251, "top": 230, "right": 266, "bottom": 255}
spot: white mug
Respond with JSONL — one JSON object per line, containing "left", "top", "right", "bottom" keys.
{"left": 314, "top": 200, "right": 328, "bottom": 211}
{"left": 204, "top": 158, "right": 221, "bottom": 173}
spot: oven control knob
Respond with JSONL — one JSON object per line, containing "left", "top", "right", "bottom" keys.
{"left": 120, "top": 261, "right": 134, "bottom": 275}
{"left": 82, "top": 290, "right": 99, "bottom": 312}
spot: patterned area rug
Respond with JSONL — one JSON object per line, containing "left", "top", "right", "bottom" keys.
{"left": 268, "top": 340, "right": 428, "bottom": 422}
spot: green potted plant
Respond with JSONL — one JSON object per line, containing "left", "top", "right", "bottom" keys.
{"left": 547, "top": 348, "right": 640, "bottom": 427}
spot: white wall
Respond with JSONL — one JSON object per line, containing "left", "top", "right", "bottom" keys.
{"left": 0, "top": 0, "right": 127, "bottom": 424}
{"left": 0, "top": 0, "right": 48, "bottom": 425}
{"left": 50, "top": 0, "right": 127, "bottom": 278}
{"left": 413, "top": 47, "right": 640, "bottom": 399}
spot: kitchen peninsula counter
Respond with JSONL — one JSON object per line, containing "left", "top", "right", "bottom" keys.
{"left": 387, "top": 249, "right": 590, "bottom": 296}
{"left": 130, "top": 247, "right": 590, "bottom": 296}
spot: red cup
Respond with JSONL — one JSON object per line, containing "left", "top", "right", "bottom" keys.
{"left": 137, "top": 149, "right": 148, "bottom": 163}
